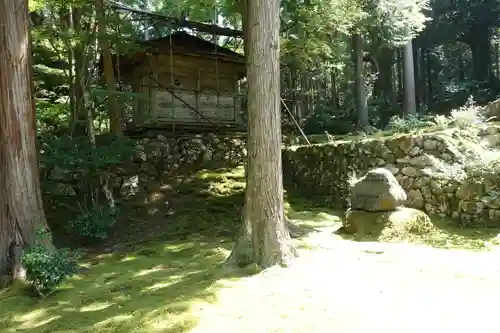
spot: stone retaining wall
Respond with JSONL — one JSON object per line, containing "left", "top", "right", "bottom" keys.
{"left": 43, "top": 133, "right": 247, "bottom": 196}
{"left": 282, "top": 126, "right": 500, "bottom": 226}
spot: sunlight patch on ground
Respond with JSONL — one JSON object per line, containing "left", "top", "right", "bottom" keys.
{"left": 4, "top": 224, "right": 500, "bottom": 332}
{"left": 190, "top": 244, "right": 500, "bottom": 333}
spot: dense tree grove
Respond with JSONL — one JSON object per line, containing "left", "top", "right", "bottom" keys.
{"left": 0, "top": 0, "right": 500, "bottom": 292}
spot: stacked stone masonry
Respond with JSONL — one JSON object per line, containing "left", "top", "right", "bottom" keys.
{"left": 282, "top": 125, "right": 500, "bottom": 226}
{"left": 43, "top": 133, "right": 247, "bottom": 197}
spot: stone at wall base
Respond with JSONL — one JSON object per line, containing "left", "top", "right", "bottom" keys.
{"left": 343, "top": 207, "right": 432, "bottom": 236}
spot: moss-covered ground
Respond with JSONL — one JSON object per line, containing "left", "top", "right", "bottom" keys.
{"left": 3, "top": 166, "right": 500, "bottom": 333}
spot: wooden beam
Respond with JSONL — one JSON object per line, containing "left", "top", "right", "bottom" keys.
{"left": 108, "top": 1, "right": 243, "bottom": 38}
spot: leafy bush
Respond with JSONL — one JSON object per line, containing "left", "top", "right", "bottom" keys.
{"left": 22, "top": 229, "right": 78, "bottom": 297}
{"left": 36, "top": 98, "right": 70, "bottom": 136}
{"left": 40, "top": 135, "right": 135, "bottom": 174}
{"left": 68, "top": 205, "right": 119, "bottom": 240}
{"left": 40, "top": 136, "right": 134, "bottom": 240}
{"left": 431, "top": 114, "right": 452, "bottom": 129}
{"left": 387, "top": 114, "right": 429, "bottom": 133}
{"left": 448, "top": 96, "right": 485, "bottom": 129}
{"left": 302, "top": 106, "right": 354, "bottom": 135}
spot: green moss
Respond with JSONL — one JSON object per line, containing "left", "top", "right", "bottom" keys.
{"left": 0, "top": 239, "right": 246, "bottom": 333}
{"left": 5, "top": 166, "right": 500, "bottom": 332}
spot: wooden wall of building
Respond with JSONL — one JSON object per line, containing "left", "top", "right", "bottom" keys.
{"left": 134, "top": 54, "right": 244, "bottom": 92}
{"left": 129, "top": 53, "right": 246, "bottom": 128}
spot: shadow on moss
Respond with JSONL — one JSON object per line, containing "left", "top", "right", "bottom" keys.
{"left": 0, "top": 239, "right": 251, "bottom": 333}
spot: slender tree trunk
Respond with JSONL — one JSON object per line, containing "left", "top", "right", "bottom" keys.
{"left": 466, "top": 25, "right": 492, "bottom": 85}
{"left": 330, "top": 69, "right": 337, "bottom": 111}
{"left": 352, "top": 33, "right": 368, "bottom": 128}
{"left": 373, "top": 48, "right": 394, "bottom": 106}
{"left": 402, "top": 41, "right": 417, "bottom": 116}
{"left": 419, "top": 47, "right": 427, "bottom": 105}
{"left": 458, "top": 48, "right": 465, "bottom": 81}
{"left": 412, "top": 41, "right": 420, "bottom": 112}
{"left": 227, "top": 0, "right": 296, "bottom": 269}
{"left": 0, "top": 0, "right": 52, "bottom": 283}
{"left": 425, "top": 49, "right": 432, "bottom": 105}
{"left": 396, "top": 49, "right": 404, "bottom": 104}
{"left": 70, "top": 8, "right": 88, "bottom": 137}
{"left": 96, "top": 0, "right": 122, "bottom": 136}
{"left": 495, "top": 43, "right": 499, "bottom": 79}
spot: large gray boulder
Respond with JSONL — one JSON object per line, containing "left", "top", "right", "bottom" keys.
{"left": 349, "top": 168, "right": 407, "bottom": 212}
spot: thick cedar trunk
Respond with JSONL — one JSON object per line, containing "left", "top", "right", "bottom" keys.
{"left": 0, "top": 0, "right": 51, "bottom": 282}
{"left": 227, "top": 0, "right": 296, "bottom": 268}
{"left": 96, "top": 0, "right": 122, "bottom": 136}
{"left": 402, "top": 41, "right": 416, "bottom": 116}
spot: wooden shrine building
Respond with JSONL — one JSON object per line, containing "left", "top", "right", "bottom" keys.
{"left": 111, "top": 31, "right": 247, "bottom": 133}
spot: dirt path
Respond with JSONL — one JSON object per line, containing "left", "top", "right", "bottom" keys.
{"left": 191, "top": 236, "right": 500, "bottom": 333}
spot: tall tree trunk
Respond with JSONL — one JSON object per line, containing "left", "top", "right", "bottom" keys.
{"left": 458, "top": 47, "right": 465, "bottom": 81}
{"left": 330, "top": 69, "right": 338, "bottom": 111}
{"left": 495, "top": 43, "right": 499, "bottom": 79}
{"left": 96, "top": 0, "right": 122, "bottom": 136}
{"left": 70, "top": 8, "right": 88, "bottom": 137}
{"left": 0, "top": 0, "right": 52, "bottom": 283}
{"left": 419, "top": 47, "right": 427, "bottom": 105}
{"left": 402, "top": 41, "right": 417, "bottom": 116}
{"left": 412, "top": 41, "right": 420, "bottom": 112}
{"left": 466, "top": 25, "right": 492, "bottom": 85}
{"left": 396, "top": 49, "right": 404, "bottom": 104}
{"left": 352, "top": 33, "right": 368, "bottom": 128}
{"left": 227, "top": 0, "right": 296, "bottom": 269}
{"left": 425, "top": 49, "right": 432, "bottom": 105}
{"left": 373, "top": 48, "right": 394, "bottom": 105}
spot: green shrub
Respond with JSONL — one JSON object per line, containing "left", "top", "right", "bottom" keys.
{"left": 302, "top": 106, "right": 354, "bottom": 135}
{"left": 36, "top": 98, "right": 69, "bottom": 136}
{"left": 22, "top": 229, "right": 78, "bottom": 297}
{"left": 40, "top": 136, "right": 133, "bottom": 239}
{"left": 68, "top": 205, "right": 118, "bottom": 240}
{"left": 448, "top": 96, "right": 485, "bottom": 129}
{"left": 387, "top": 114, "right": 429, "bottom": 133}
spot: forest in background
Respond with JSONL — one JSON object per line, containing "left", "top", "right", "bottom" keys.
{"left": 30, "top": 0, "right": 500, "bottom": 137}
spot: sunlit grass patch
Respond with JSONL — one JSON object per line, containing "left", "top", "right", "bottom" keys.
{"left": 0, "top": 239, "right": 242, "bottom": 333}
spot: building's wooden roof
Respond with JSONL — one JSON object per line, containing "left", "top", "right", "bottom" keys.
{"left": 139, "top": 31, "right": 243, "bottom": 60}
{"left": 99, "top": 31, "right": 244, "bottom": 77}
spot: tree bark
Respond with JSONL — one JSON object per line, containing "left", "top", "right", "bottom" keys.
{"left": 330, "top": 69, "right": 338, "bottom": 112}
{"left": 466, "top": 25, "right": 492, "bottom": 85}
{"left": 0, "top": 0, "right": 52, "bottom": 283}
{"left": 373, "top": 48, "right": 394, "bottom": 106}
{"left": 425, "top": 49, "right": 433, "bottom": 105}
{"left": 352, "top": 33, "right": 368, "bottom": 128}
{"left": 226, "top": 0, "right": 296, "bottom": 269}
{"left": 402, "top": 41, "right": 417, "bottom": 116}
{"left": 412, "top": 40, "right": 420, "bottom": 112}
{"left": 96, "top": 0, "right": 123, "bottom": 136}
